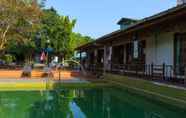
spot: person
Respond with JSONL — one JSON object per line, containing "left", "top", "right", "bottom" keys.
{"left": 40, "top": 52, "right": 46, "bottom": 63}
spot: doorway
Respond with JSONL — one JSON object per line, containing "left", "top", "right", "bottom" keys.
{"left": 174, "top": 33, "right": 186, "bottom": 75}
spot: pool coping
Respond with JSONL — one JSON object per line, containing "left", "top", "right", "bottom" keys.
{"left": 0, "top": 78, "right": 110, "bottom": 91}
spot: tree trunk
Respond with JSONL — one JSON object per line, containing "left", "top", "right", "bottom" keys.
{"left": 0, "top": 50, "right": 5, "bottom": 57}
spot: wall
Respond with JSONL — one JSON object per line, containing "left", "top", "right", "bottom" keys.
{"left": 177, "top": 0, "right": 186, "bottom": 5}
{"left": 145, "top": 32, "right": 174, "bottom": 65}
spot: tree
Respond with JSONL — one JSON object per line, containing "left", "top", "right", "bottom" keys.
{"left": 68, "top": 33, "right": 94, "bottom": 57}
{"left": 71, "top": 33, "right": 93, "bottom": 48}
{"left": 40, "top": 8, "right": 76, "bottom": 59}
{"left": 0, "top": 0, "right": 42, "bottom": 53}
{"left": 4, "top": 5, "right": 93, "bottom": 63}
{"left": 40, "top": 8, "right": 94, "bottom": 60}
{"left": 6, "top": 38, "right": 36, "bottom": 64}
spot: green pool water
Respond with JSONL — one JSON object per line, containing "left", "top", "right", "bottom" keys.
{"left": 0, "top": 88, "right": 185, "bottom": 118}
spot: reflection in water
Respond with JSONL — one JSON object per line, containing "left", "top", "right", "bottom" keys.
{"left": 0, "top": 88, "right": 185, "bottom": 118}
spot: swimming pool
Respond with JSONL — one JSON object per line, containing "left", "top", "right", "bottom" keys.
{"left": 0, "top": 87, "right": 185, "bottom": 118}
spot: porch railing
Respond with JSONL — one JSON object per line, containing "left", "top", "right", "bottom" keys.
{"left": 87, "top": 63, "right": 186, "bottom": 84}
{"left": 88, "top": 64, "right": 104, "bottom": 72}
{"left": 110, "top": 63, "right": 185, "bottom": 83}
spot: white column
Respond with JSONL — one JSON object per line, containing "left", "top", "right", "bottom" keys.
{"left": 103, "top": 46, "right": 107, "bottom": 74}
{"left": 94, "top": 49, "right": 97, "bottom": 64}
{"left": 107, "top": 46, "right": 112, "bottom": 71}
{"left": 123, "top": 45, "right": 126, "bottom": 64}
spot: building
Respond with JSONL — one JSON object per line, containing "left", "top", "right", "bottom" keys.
{"left": 177, "top": 0, "right": 186, "bottom": 5}
{"left": 76, "top": 2, "right": 186, "bottom": 81}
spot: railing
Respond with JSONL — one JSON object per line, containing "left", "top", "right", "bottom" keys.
{"left": 87, "top": 63, "right": 186, "bottom": 84}
{"left": 88, "top": 64, "right": 104, "bottom": 73}
{"left": 111, "top": 63, "right": 185, "bottom": 83}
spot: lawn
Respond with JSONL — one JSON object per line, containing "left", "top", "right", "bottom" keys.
{"left": 104, "top": 73, "right": 186, "bottom": 109}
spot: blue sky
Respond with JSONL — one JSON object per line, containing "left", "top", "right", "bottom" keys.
{"left": 45, "top": 0, "right": 176, "bottom": 38}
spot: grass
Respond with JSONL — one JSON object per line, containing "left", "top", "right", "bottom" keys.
{"left": 104, "top": 73, "right": 186, "bottom": 109}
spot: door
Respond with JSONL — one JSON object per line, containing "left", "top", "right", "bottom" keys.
{"left": 174, "top": 33, "right": 186, "bottom": 75}
{"left": 112, "top": 45, "right": 124, "bottom": 64}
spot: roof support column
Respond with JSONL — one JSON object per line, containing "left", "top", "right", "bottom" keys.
{"left": 123, "top": 44, "right": 127, "bottom": 64}
{"left": 94, "top": 49, "right": 98, "bottom": 64}
{"left": 79, "top": 51, "right": 82, "bottom": 71}
{"left": 103, "top": 46, "right": 107, "bottom": 75}
{"left": 109, "top": 46, "right": 113, "bottom": 71}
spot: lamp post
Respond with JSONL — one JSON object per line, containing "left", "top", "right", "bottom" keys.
{"left": 46, "top": 39, "right": 50, "bottom": 67}
{"left": 45, "top": 39, "right": 53, "bottom": 67}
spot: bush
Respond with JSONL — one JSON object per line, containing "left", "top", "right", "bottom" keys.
{"left": 1, "top": 54, "right": 15, "bottom": 64}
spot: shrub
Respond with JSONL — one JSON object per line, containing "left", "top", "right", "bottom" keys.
{"left": 1, "top": 54, "right": 15, "bottom": 64}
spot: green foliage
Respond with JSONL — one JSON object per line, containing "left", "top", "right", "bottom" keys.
{"left": 1, "top": 54, "right": 15, "bottom": 64}
{"left": 1, "top": 2, "right": 93, "bottom": 62}
{"left": 70, "top": 33, "right": 93, "bottom": 49}
{"left": 67, "top": 33, "right": 93, "bottom": 58}
{"left": 40, "top": 8, "right": 76, "bottom": 55}
{"left": 0, "top": 0, "right": 42, "bottom": 51}
{"left": 6, "top": 38, "right": 36, "bottom": 63}
{"left": 39, "top": 8, "right": 93, "bottom": 59}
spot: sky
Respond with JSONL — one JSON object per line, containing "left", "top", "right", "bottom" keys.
{"left": 45, "top": 0, "right": 176, "bottom": 39}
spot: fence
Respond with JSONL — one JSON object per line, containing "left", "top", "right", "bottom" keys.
{"left": 87, "top": 63, "right": 186, "bottom": 84}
